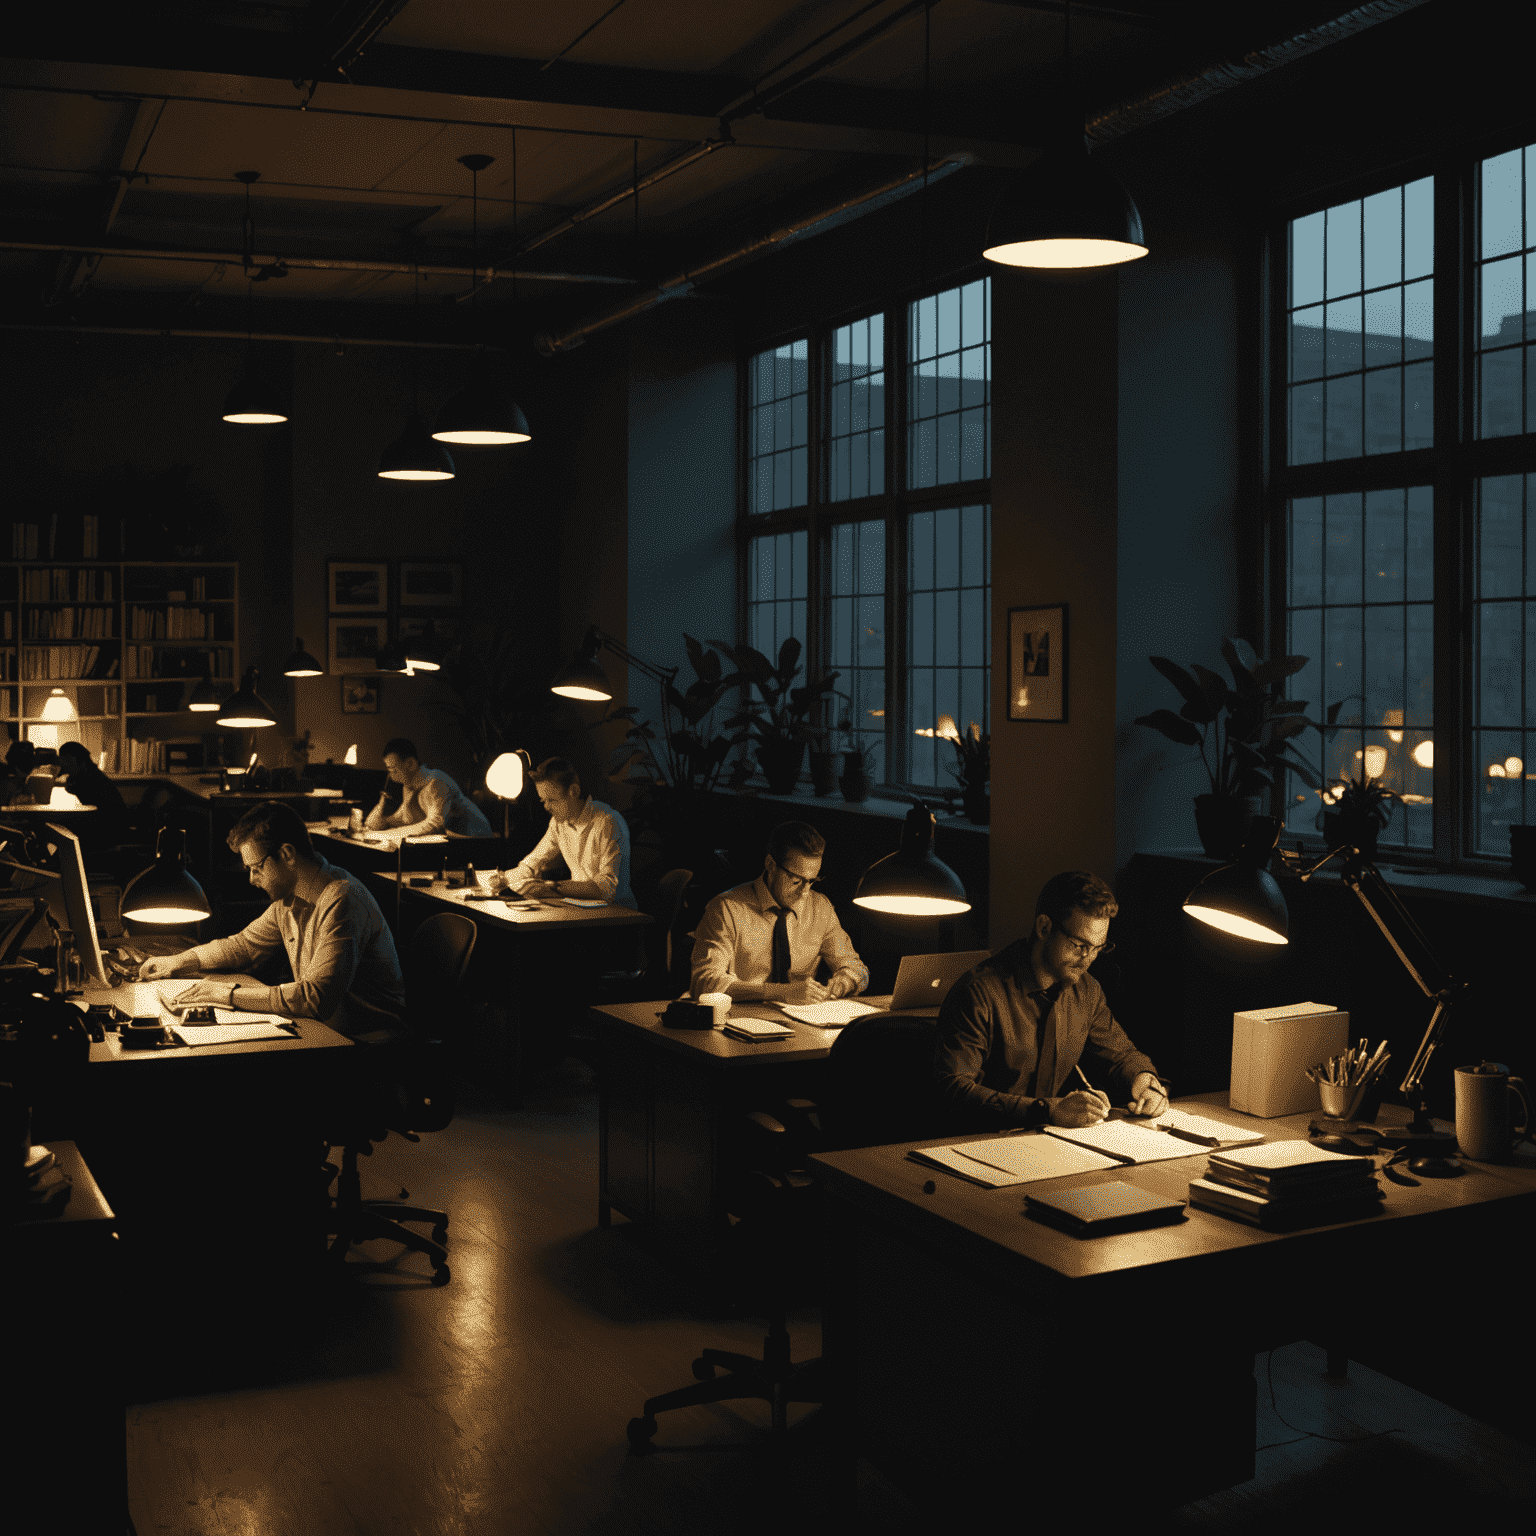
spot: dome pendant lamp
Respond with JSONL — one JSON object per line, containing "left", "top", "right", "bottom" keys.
{"left": 216, "top": 667, "right": 278, "bottom": 729}
{"left": 282, "top": 637, "right": 324, "bottom": 677}
{"left": 378, "top": 263, "right": 455, "bottom": 482}
{"left": 122, "top": 826, "right": 212, "bottom": 925}
{"left": 982, "top": 4, "right": 1148, "bottom": 271}
{"left": 434, "top": 152, "right": 532, "bottom": 447}
{"left": 853, "top": 801, "right": 971, "bottom": 917}
{"left": 222, "top": 172, "right": 290, "bottom": 423}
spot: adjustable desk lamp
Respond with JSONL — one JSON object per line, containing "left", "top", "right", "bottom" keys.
{"left": 853, "top": 799, "right": 972, "bottom": 917}
{"left": 1183, "top": 814, "right": 1462, "bottom": 1166}
{"left": 550, "top": 624, "right": 679, "bottom": 771}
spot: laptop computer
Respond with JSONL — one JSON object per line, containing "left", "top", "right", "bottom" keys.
{"left": 886, "top": 950, "right": 992, "bottom": 1015}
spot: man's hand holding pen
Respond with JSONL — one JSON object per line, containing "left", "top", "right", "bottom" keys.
{"left": 1050, "top": 1088, "right": 1112, "bottom": 1127}
{"left": 1128, "top": 1072, "right": 1169, "bottom": 1117}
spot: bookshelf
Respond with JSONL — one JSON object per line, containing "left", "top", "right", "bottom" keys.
{"left": 2, "top": 561, "right": 239, "bottom": 772}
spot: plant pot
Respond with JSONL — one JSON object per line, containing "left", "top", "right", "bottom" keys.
{"left": 808, "top": 750, "right": 839, "bottom": 797}
{"left": 756, "top": 738, "right": 806, "bottom": 796}
{"left": 1323, "top": 812, "right": 1379, "bottom": 860}
{"left": 1193, "top": 793, "right": 1264, "bottom": 861}
{"left": 961, "top": 786, "right": 990, "bottom": 826}
{"left": 839, "top": 753, "right": 873, "bottom": 802}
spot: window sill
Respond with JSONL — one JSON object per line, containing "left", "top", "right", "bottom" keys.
{"left": 732, "top": 783, "right": 989, "bottom": 832}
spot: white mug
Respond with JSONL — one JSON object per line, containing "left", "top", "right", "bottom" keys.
{"left": 1454, "top": 1063, "right": 1533, "bottom": 1161}
{"left": 698, "top": 992, "right": 731, "bottom": 1029}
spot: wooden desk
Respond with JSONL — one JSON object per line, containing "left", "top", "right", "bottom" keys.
{"left": 810, "top": 1094, "right": 1536, "bottom": 1517}
{"left": 588, "top": 997, "right": 893, "bottom": 1258}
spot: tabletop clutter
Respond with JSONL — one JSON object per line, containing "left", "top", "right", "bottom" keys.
{"left": 1308, "top": 1039, "right": 1391, "bottom": 1119}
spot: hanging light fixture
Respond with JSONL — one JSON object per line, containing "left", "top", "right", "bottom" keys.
{"left": 853, "top": 802, "right": 971, "bottom": 916}
{"left": 379, "top": 263, "right": 455, "bottom": 481}
{"left": 121, "top": 826, "right": 212, "bottom": 925}
{"left": 188, "top": 674, "right": 221, "bottom": 712}
{"left": 402, "top": 620, "right": 443, "bottom": 672}
{"left": 282, "top": 637, "right": 324, "bottom": 677}
{"left": 375, "top": 636, "right": 414, "bottom": 674}
{"left": 222, "top": 171, "right": 290, "bottom": 423}
{"left": 433, "top": 152, "right": 532, "bottom": 446}
{"left": 216, "top": 666, "right": 278, "bottom": 728}
{"left": 982, "top": 3, "right": 1148, "bottom": 270}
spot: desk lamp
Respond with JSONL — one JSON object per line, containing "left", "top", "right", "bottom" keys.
{"left": 853, "top": 801, "right": 971, "bottom": 916}
{"left": 1183, "top": 814, "right": 1463, "bottom": 1168}
{"left": 375, "top": 638, "right": 414, "bottom": 676}
{"left": 485, "top": 749, "right": 531, "bottom": 839}
{"left": 551, "top": 624, "right": 680, "bottom": 765}
{"left": 402, "top": 622, "right": 443, "bottom": 673}
{"left": 122, "top": 826, "right": 211, "bottom": 925}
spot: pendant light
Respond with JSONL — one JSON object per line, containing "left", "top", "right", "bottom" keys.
{"left": 853, "top": 802, "right": 971, "bottom": 916}
{"left": 216, "top": 666, "right": 278, "bottom": 728}
{"left": 222, "top": 172, "right": 290, "bottom": 423}
{"left": 282, "top": 637, "right": 324, "bottom": 677}
{"left": 379, "top": 264, "right": 455, "bottom": 481}
{"left": 982, "top": 3, "right": 1148, "bottom": 270}
{"left": 402, "top": 620, "right": 443, "bottom": 672}
{"left": 375, "top": 636, "right": 414, "bottom": 674}
{"left": 433, "top": 152, "right": 532, "bottom": 446}
{"left": 122, "top": 826, "right": 212, "bottom": 925}
{"left": 188, "top": 674, "right": 221, "bottom": 712}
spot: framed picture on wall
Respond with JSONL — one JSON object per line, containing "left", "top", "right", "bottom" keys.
{"left": 397, "top": 615, "right": 460, "bottom": 643}
{"left": 329, "top": 561, "right": 387, "bottom": 613}
{"left": 1008, "top": 604, "right": 1067, "bottom": 722}
{"left": 329, "top": 616, "right": 387, "bottom": 674}
{"left": 399, "top": 562, "right": 462, "bottom": 607}
{"left": 341, "top": 677, "right": 379, "bottom": 714}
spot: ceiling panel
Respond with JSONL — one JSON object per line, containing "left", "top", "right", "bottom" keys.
{"left": 0, "top": 87, "right": 135, "bottom": 172}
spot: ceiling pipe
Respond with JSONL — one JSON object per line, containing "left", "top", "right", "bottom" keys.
{"left": 535, "top": 153, "right": 972, "bottom": 356}
{"left": 1085, "top": 0, "right": 1432, "bottom": 142}
{"left": 0, "top": 238, "right": 632, "bottom": 286}
{"left": 0, "top": 321, "right": 490, "bottom": 351}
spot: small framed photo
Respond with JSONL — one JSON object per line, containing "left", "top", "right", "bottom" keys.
{"left": 341, "top": 677, "right": 379, "bottom": 714}
{"left": 329, "top": 616, "right": 387, "bottom": 674}
{"left": 1008, "top": 604, "right": 1067, "bottom": 722}
{"left": 399, "top": 561, "right": 462, "bottom": 607}
{"left": 329, "top": 561, "right": 387, "bottom": 613}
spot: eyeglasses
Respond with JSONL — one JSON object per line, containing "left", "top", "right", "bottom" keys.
{"left": 771, "top": 860, "right": 822, "bottom": 893}
{"left": 243, "top": 851, "right": 274, "bottom": 882}
{"left": 1055, "top": 925, "right": 1114, "bottom": 960}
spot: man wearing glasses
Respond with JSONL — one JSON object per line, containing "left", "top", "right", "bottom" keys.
{"left": 136, "top": 803, "right": 406, "bottom": 1035}
{"left": 934, "top": 870, "right": 1168, "bottom": 1129}
{"left": 691, "top": 821, "right": 868, "bottom": 1005}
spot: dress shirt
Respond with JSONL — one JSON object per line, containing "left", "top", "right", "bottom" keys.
{"left": 504, "top": 798, "right": 635, "bottom": 907}
{"left": 933, "top": 937, "right": 1156, "bottom": 1130}
{"left": 691, "top": 876, "right": 869, "bottom": 998}
{"left": 190, "top": 856, "right": 406, "bottom": 1034}
{"left": 369, "top": 766, "right": 492, "bottom": 837}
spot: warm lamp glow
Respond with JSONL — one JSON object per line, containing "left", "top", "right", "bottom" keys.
{"left": 40, "top": 688, "right": 77, "bottom": 722}
{"left": 1363, "top": 745, "right": 1388, "bottom": 778}
{"left": 1412, "top": 740, "right": 1434, "bottom": 768}
{"left": 1383, "top": 708, "right": 1404, "bottom": 743}
{"left": 485, "top": 751, "right": 527, "bottom": 800}
{"left": 983, "top": 235, "right": 1148, "bottom": 268}
{"left": 854, "top": 892, "right": 972, "bottom": 916}
{"left": 1489, "top": 763, "right": 1506, "bottom": 778}
{"left": 433, "top": 426, "right": 531, "bottom": 446}
{"left": 552, "top": 683, "right": 612, "bottom": 701}
{"left": 852, "top": 803, "right": 971, "bottom": 915}
{"left": 223, "top": 409, "right": 287, "bottom": 425}
{"left": 1506, "top": 755, "right": 1524, "bottom": 777}
{"left": 1183, "top": 902, "right": 1289, "bottom": 945}
{"left": 345, "top": 744, "right": 358, "bottom": 765}
{"left": 49, "top": 786, "right": 85, "bottom": 809}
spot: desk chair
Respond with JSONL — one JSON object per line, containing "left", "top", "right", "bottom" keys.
{"left": 594, "top": 867, "right": 693, "bottom": 996}
{"left": 324, "top": 911, "right": 475, "bottom": 1286}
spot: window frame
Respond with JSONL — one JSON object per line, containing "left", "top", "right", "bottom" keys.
{"left": 738, "top": 271, "right": 993, "bottom": 795}
{"left": 1267, "top": 130, "right": 1536, "bottom": 871}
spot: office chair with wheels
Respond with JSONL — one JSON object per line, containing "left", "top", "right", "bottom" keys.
{"left": 325, "top": 911, "right": 475, "bottom": 1286}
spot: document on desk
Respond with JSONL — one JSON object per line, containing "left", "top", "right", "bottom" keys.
{"left": 909, "top": 1135, "right": 1120, "bottom": 1187}
{"left": 172, "top": 1015, "right": 298, "bottom": 1045}
{"left": 1043, "top": 1120, "right": 1215, "bottom": 1165}
{"left": 775, "top": 999, "right": 884, "bottom": 1028}
{"left": 1147, "top": 1108, "right": 1266, "bottom": 1147}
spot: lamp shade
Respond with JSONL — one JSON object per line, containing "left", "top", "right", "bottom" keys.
{"left": 216, "top": 667, "right": 277, "bottom": 728}
{"left": 221, "top": 371, "right": 289, "bottom": 425}
{"left": 983, "top": 146, "right": 1148, "bottom": 270}
{"left": 550, "top": 627, "right": 612, "bottom": 700}
{"left": 1182, "top": 816, "right": 1290, "bottom": 944}
{"left": 432, "top": 377, "right": 532, "bottom": 445}
{"left": 375, "top": 637, "right": 413, "bottom": 675}
{"left": 282, "top": 637, "right": 323, "bottom": 677}
{"left": 121, "top": 826, "right": 212, "bottom": 924}
{"left": 188, "top": 674, "right": 221, "bottom": 712}
{"left": 378, "top": 416, "right": 456, "bottom": 481}
{"left": 853, "top": 803, "right": 971, "bottom": 916}
{"left": 402, "top": 622, "right": 442, "bottom": 672}
{"left": 40, "top": 688, "right": 77, "bottom": 722}
{"left": 485, "top": 750, "right": 528, "bottom": 800}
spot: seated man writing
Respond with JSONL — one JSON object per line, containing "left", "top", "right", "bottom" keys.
{"left": 691, "top": 820, "right": 868, "bottom": 1004}
{"left": 486, "top": 757, "right": 635, "bottom": 907}
{"left": 365, "top": 737, "right": 492, "bottom": 837}
{"left": 137, "top": 802, "right": 406, "bottom": 1036}
{"left": 934, "top": 870, "right": 1168, "bottom": 1129}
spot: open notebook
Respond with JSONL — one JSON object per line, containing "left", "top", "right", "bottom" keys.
{"left": 910, "top": 1134, "right": 1121, "bottom": 1187}
{"left": 1044, "top": 1112, "right": 1263, "bottom": 1166}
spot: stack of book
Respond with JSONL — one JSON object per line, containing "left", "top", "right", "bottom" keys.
{"left": 1188, "top": 1140, "right": 1383, "bottom": 1229}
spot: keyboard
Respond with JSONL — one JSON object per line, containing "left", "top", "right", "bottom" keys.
{"left": 775, "top": 999, "right": 884, "bottom": 1028}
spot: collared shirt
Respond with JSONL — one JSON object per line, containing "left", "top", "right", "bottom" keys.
{"left": 933, "top": 937, "right": 1156, "bottom": 1130}
{"left": 371, "top": 766, "right": 491, "bottom": 837}
{"left": 691, "top": 876, "right": 869, "bottom": 998}
{"left": 192, "top": 856, "right": 406, "bottom": 1034}
{"left": 505, "top": 798, "right": 635, "bottom": 907}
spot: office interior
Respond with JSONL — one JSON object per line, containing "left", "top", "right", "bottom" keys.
{"left": 2, "top": 4, "right": 1533, "bottom": 1533}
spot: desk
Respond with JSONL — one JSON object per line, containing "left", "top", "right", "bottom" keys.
{"left": 588, "top": 997, "right": 891, "bottom": 1257}
{"left": 810, "top": 1093, "right": 1536, "bottom": 1517}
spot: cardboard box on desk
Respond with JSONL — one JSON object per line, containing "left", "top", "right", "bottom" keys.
{"left": 1230, "top": 1002, "right": 1348, "bottom": 1118}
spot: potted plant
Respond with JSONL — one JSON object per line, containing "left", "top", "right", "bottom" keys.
{"left": 929, "top": 714, "right": 990, "bottom": 825}
{"left": 836, "top": 718, "right": 878, "bottom": 802}
{"left": 1134, "top": 638, "right": 1337, "bottom": 859}
{"left": 712, "top": 636, "right": 842, "bottom": 796}
{"left": 1319, "top": 770, "right": 1398, "bottom": 857}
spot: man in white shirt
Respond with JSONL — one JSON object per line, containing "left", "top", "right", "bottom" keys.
{"left": 486, "top": 757, "right": 635, "bottom": 907}
{"left": 691, "top": 821, "right": 868, "bottom": 1004}
{"left": 365, "top": 737, "right": 492, "bottom": 837}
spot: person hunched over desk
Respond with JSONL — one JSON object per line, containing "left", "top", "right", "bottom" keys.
{"left": 366, "top": 736, "right": 493, "bottom": 837}
{"left": 136, "top": 802, "right": 407, "bottom": 1036}
{"left": 690, "top": 820, "right": 868, "bottom": 1004}
{"left": 934, "top": 870, "right": 1168, "bottom": 1129}
{"left": 485, "top": 756, "right": 635, "bottom": 907}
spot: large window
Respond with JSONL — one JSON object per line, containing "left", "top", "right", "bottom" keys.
{"left": 1276, "top": 141, "right": 1536, "bottom": 864}
{"left": 742, "top": 278, "right": 992, "bottom": 790}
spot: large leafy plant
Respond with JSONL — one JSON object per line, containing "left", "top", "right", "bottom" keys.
{"left": 711, "top": 636, "right": 842, "bottom": 752}
{"left": 1134, "top": 637, "right": 1338, "bottom": 798}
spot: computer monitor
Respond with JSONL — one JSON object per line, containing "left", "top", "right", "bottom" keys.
{"left": 0, "top": 820, "right": 108, "bottom": 985}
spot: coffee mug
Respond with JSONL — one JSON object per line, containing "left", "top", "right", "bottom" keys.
{"left": 1454, "top": 1062, "right": 1533, "bottom": 1161}
{"left": 698, "top": 992, "right": 731, "bottom": 1029}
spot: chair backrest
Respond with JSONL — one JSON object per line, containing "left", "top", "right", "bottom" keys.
{"left": 405, "top": 911, "right": 476, "bottom": 1038}
{"left": 823, "top": 1013, "right": 951, "bottom": 1151}
{"left": 645, "top": 867, "right": 693, "bottom": 979}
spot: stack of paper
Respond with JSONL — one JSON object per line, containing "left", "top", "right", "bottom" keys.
{"left": 910, "top": 1133, "right": 1120, "bottom": 1187}
{"left": 722, "top": 1017, "right": 794, "bottom": 1042}
{"left": 1190, "top": 1140, "right": 1382, "bottom": 1228}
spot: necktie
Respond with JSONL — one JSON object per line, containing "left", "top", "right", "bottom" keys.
{"left": 769, "top": 905, "right": 792, "bottom": 984}
{"left": 1031, "top": 984, "right": 1063, "bottom": 1098}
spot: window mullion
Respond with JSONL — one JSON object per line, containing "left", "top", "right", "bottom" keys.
{"left": 889, "top": 300, "right": 907, "bottom": 784}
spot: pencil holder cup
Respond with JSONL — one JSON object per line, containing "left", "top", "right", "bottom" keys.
{"left": 1318, "top": 1079, "right": 1370, "bottom": 1120}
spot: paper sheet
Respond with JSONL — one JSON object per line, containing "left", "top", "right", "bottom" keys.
{"left": 1149, "top": 1108, "right": 1266, "bottom": 1147}
{"left": 172, "top": 1015, "right": 298, "bottom": 1045}
{"left": 775, "top": 1000, "right": 883, "bottom": 1028}
{"left": 907, "top": 1146, "right": 1021, "bottom": 1187}
{"left": 951, "top": 1134, "right": 1122, "bottom": 1181}
{"left": 1043, "top": 1120, "right": 1210, "bottom": 1165}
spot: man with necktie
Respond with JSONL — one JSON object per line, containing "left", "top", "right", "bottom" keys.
{"left": 933, "top": 870, "right": 1168, "bottom": 1129}
{"left": 690, "top": 821, "right": 868, "bottom": 1004}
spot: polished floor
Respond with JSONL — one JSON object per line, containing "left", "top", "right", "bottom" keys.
{"left": 125, "top": 1058, "right": 1535, "bottom": 1534}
